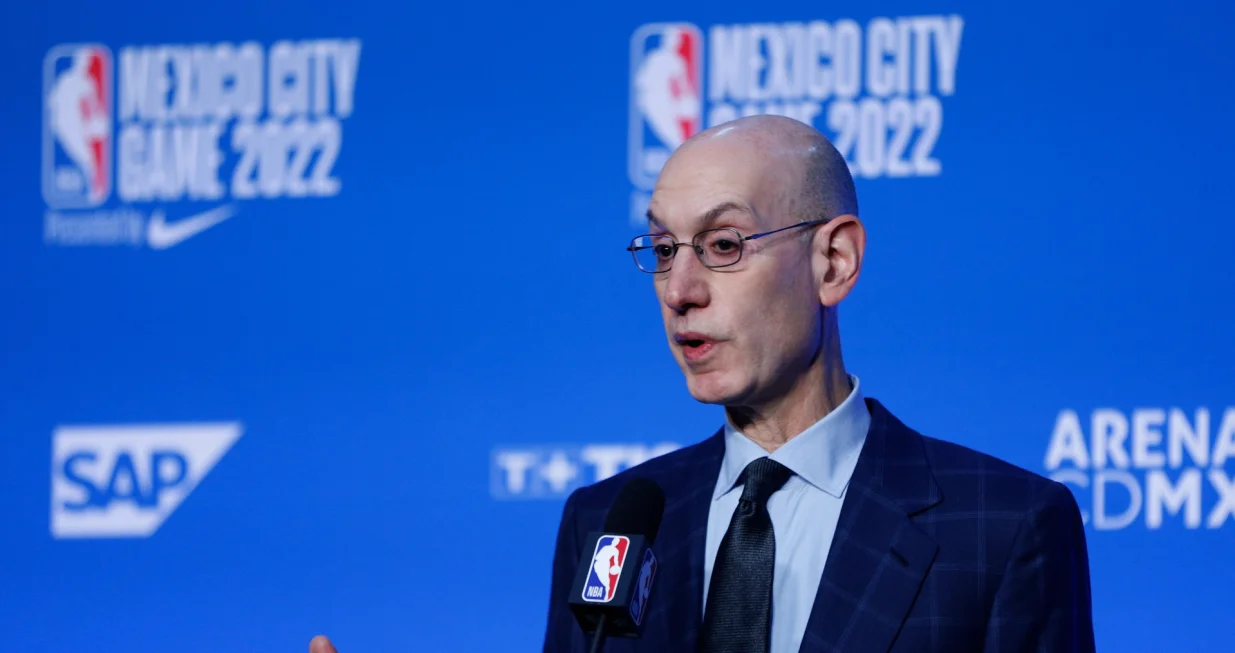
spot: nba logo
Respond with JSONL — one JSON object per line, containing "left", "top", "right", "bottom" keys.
{"left": 43, "top": 44, "right": 113, "bottom": 209}
{"left": 628, "top": 23, "right": 702, "bottom": 190}
{"left": 628, "top": 548, "right": 657, "bottom": 626}
{"left": 582, "top": 535, "right": 630, "bottom": 603}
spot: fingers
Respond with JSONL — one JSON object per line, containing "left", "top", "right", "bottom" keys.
{"left": 309, "top": 635, "right": 337, "bottom": 653}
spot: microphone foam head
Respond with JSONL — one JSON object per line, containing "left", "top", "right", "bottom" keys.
{"left": 602, "top": 477, "right": 666, "bottom": 545}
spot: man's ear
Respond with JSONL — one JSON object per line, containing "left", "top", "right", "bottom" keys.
{"left": 813, "top": 214, "right": 865, "bottom": 307}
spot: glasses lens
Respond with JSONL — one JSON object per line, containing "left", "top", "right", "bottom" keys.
{"left": 696, "top": 228, "right": 743, "bottom": 268}
{"left": 632, "top": 235, "right": 676, "bottom": 272}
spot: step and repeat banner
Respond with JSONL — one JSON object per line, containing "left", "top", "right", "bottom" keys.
{"left": 1, "top": 1, "right": 1232, "bottom": 651}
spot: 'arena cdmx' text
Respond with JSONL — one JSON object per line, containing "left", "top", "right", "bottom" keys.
{"left": 1044, "top": 407, "right": 1235, "bottom": 530}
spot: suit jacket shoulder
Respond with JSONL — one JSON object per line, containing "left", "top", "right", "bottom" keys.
{"left": 917, "top": 429, "right": 1079, "bottom": 516}
{"left": 836, "top": 402, "right": 1094, "bottom": 653}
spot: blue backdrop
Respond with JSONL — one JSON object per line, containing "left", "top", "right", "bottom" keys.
{"left": 2, "top": 1, "right": 1233, "bottom": 651}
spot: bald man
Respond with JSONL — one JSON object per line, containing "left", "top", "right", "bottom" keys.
{"left": 539, "top": 116, "right": 1095, "bottom": 653}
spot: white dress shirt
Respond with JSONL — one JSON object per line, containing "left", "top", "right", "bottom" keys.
{"left": 703, "top": 375, "right": 871, "bottom": 653}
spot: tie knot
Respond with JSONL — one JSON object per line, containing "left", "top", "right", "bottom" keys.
{"left": 737, "top": 457, "right": 793, "bottom": 505}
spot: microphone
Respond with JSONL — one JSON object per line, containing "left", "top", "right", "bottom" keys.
{"left": 568, "top": 477, "right": 666, "bottom": 653}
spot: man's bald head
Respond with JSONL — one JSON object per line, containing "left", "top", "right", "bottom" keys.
{"left": 643, "top": 115, "right": 865, "bottom": 420}
{"left": 662, "top": 115, "right": 858, "bottom": 229}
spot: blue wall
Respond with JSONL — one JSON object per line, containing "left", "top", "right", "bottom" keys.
{"left": 2, "top": 1, "right": 1233, "bottom": 651}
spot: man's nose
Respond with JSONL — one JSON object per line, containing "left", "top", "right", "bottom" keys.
{"left": 661, "top": 247, "right": 710, "bottom": 314}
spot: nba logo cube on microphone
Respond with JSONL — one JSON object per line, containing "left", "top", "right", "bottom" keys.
{"left": 569, "top": 533, "right": 658, "bottom": 638}
{"left": 583, "top": 535, "right": 630, "bottom": 602}
{"left": 43, "top": 43, "right": 113, "bottom": 209}
{"left": 628, "top": 23, "right": 702, "bottom": 191}
{"left": 627, "top": 548, "right": 657, "bottom": 627}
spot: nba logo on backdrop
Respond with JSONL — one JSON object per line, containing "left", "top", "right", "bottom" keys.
{"left": 42, "top": 44, "right": 113, "bottom": 209}
{"left": 37, "top": 38, "right": 362, "bottom": 250}
{"left": 582, "top": 535, "right": 629, "bottom": 602}
{"left": 624, "top": 16, "right": 965, "bottom": 227}
{"left": 628, "top": 23, "right": 702, "bottom": 192}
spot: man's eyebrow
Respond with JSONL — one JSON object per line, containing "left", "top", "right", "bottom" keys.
{"left": 698, "top": 201, "right": 749, "bottom": 227}
{"left": 646, "top": 210, "right": 666, "bottom": 232}
{"left": 645, "top": 202, "right": 750, "bottom": 234}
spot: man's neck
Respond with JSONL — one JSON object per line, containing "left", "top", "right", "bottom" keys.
{"left": 726, "top": 362, "right": 853, "bottom": 453}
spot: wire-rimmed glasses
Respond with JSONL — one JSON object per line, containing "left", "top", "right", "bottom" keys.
{"left": 626, "top": 219, "right": 829, "bottom": 273}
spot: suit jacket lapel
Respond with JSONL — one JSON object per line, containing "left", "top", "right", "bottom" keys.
{"left": 647, "top": 428, "right": 724, "bottom": 652}
{"left": 799, "top": 399, "right": 943, "bottom": 653}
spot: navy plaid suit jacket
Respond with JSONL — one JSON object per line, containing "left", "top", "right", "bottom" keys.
{"left": 542, "top": 398, "right": 1096, "bottom": 652}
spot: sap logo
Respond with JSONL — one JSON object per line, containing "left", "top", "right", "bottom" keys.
{"left": 51, "top": 422, "right": 243, "bottom": 539}
{"left": 490, "top": 443, "right": 680, "bottom": 499}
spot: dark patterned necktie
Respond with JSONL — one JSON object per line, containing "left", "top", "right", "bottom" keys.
{"left": 700, "top": 457, "right": 795, "bottom": 653}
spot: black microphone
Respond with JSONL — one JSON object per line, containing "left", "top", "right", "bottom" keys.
{"left": 568, "top": 477, "right": 666, "bottom": 653}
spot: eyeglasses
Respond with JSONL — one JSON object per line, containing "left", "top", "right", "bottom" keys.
{"left": 625, "top": 219, "right": 829, "bottom": 273}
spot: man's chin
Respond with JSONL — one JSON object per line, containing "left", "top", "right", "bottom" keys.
{"left": 683, "top": 371, "right": 747, "bottom": 406}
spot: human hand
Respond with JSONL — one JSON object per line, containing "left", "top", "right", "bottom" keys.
{"left": 309, "top": 635, "right": 337, "bottom": 653}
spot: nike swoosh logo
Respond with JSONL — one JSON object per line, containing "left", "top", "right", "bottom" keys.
{"left": 146, "top": 205, "right": 237, "bottom": 250}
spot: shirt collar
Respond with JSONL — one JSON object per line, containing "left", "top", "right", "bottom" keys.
{"left": 715, "top": 375, "right": 870, "bottom": 500}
